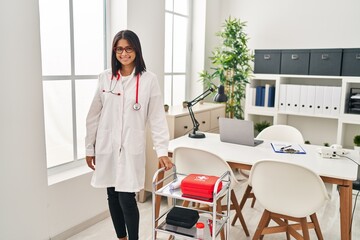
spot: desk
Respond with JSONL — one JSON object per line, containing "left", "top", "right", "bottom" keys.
{"left": 155, "top": 133, "right": 359, "bottom": 240}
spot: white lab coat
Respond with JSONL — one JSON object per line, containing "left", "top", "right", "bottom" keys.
{"left": 85, "top": 69, "right": 169, "bottom": 192}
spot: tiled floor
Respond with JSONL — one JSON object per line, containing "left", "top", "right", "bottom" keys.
{"left": 67, "top": 177, "right": 360, "bottom": 240}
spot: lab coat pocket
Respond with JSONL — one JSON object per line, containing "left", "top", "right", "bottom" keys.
{"left": 95, "top": 130, "right": 112, "bottom": 154}
{"left": 126, "top": 129, "right": 145, "bottom": 154}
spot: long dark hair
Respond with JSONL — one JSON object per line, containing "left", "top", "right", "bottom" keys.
{"left": 111, "top": 30, "right": 146, "bottom": 77}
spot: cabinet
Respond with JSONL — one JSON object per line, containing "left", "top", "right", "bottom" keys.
{"left": 245, "top": 74, "right": 360, "bottom": 148}
{"left": 139, "top": 103, "right": 226, "bottom": 202}
{"left": 152, "top": 167, "right": 231, "bottom": 240}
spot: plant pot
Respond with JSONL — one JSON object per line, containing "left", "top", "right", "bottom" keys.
{"left": 164, "top": 105, "right": 169, "bottom": 112}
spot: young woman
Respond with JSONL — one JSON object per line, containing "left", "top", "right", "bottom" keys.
{"left": 85, "top": 30, "right": 173, "bottom": 240}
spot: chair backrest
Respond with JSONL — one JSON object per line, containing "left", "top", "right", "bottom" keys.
{"left": 256, "top": 124, "right": 304, "bottom": 143}
{"left": 173, "top": 147, "right": 238, "bottom": 189}
{"left": 249, "top": 160, "right": 329, "bottom": 218}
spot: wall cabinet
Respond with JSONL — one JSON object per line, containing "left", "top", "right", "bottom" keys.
{"left": 139, "top": 103, "right": 226, "bottom": 202}
{"left": 245, "top": 74, "right": 360, "bottom": 148}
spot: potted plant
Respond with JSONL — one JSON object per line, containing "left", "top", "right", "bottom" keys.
{"left": 254, "top": 121, "right": 271, "bottom": 136}
{"left": 164, "top": 104, "right": 169, "bottom": 112}
{"left": 354, "top": 135, "right": 360, "bottom": 151}
{"left": 200, "top": 17, "right": 253, "bottom": 119}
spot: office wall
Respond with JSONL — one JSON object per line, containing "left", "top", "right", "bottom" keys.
{"left": 219, "top": 0, "right": 360, "bottom": 49}
{"left": 0, "top": 0, "right": 49, "bottom": 239}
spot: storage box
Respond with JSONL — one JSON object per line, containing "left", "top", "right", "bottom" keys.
{"left": 309, "top": 49, "right": 342, "bottom": 76}
{"left": 280, "top": 49, "right": 310, "bottom": 75}
{"left": 181, "top": 174, "right": 222, "bottom": 201}
{"left": 254, "top": 50, "right": 281, "bottom": 74}
{"left": 341, "top": 48, "right": 360, "bottom": 76}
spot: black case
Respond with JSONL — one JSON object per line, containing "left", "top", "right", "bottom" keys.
{"left": 341, "top": 48, "right": 360, "bottom": 76}
{"left": 254, "top": 50, "right": 281, "bottom": 74}
{"left": 280, "top": 49, "right": 310, "bottom": 75}
{"left": 309, "top": 49, "right": 343, "bottom": 76}
{"left": 165, "top": 207, "right": 200, "bottom": 229}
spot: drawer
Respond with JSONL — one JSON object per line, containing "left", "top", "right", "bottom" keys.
{"left": 210, "top": 107, "right": 225, "bottom": 130}
{"left": 174, "top": 111, "right": 211, "bottom": 138}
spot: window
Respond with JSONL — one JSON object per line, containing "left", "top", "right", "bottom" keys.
{"left": 164, "top": 0, "right": 191, "bottom": 106}
{"left": 39, "top": 0, "right": 107, "bottom": 168}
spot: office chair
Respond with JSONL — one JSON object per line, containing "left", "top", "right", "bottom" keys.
{"left": 172, "top": 147, "right": 250, "bottom": 239}
{"left": 250, "top": 160, "right": 329, "bottom": 240}
{"left": 232, "top": 124, "right": 304, "bottom": 226}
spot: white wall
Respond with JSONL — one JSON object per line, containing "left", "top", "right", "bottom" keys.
{"left": 220, "top": 0, "right": 360, "bottom": 49}
{"left": 0, "top": 0, "right": 49, "bottom": 239}
{"left": 127, "top": 0, "right": 166, "bottom": 93}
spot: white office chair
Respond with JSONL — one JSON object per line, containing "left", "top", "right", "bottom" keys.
{"left": 233, "top": 124, "right": 305, "bottom": 226}
{"left": 172, "top": 147, "right": 250, "bottom": 238}
{"left": 256, "top": 124, "right": 304, "bottom": 143}
{"left": 250, "top": 160, "right": 329, "bottom": 239}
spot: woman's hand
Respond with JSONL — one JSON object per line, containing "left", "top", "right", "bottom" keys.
{"left": 158, "top": 156, "right": 173, "bottom": 171}
{"left": 86, "top": 156, "right": 96, "bottom": 170}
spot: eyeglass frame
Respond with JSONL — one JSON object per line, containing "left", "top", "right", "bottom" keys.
{"left": 113, "top": 46, "right": 134, "bottom": 54}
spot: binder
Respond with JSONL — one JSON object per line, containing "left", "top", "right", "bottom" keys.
{"left": 323, "top": 86, "right": 333, "bottom": 115}
{"left": 260, "top": 86, "right": 265, "bottom": 106}
{"left": 299, "top": 85, "right": 308, "bottom": 113}
{"left": 268, "top": 86, "right": 276, "bottom": 107}
{"left": 291, "top": 85, "right": 301, "bottom": 113}
{"left": 315, "top": 86, "right": 324, "bottom": 115}
{"left": 306, "top": 86, "right": 316, "bottom": 115}
{"left": 285, "top": 84, "right": 293, "bottom": 112}
{"left": 279, "top": 84, "right": 287, "bottom": 111}
{"left": 255, "top": 86, "right": 262, "bottom": 106}
{"left": 264, "top": 84, "right": 270, "bottom": 107}
{"left": 331, "top": 87, "right": 341, "bottom": 116}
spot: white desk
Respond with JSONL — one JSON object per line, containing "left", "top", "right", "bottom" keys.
{"left": 155, "top": 133, "right": 359, "bottom": 240}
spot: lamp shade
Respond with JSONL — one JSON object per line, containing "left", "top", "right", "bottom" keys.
{"left": 213, "top": 85, "right": 228, "bottom": 103}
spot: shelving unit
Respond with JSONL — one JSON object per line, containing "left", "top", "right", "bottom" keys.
{"left": 152, "top": 167, "right": 231, "bottom": 240}
{"left": 245, "top": 74, "right": 360, "bottom": 148}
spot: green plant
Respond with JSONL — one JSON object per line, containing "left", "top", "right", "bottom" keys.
{"left": 200, "top": 17, "right": 253, "bottom": 119}
{"left": 254, "top": 121, "right": 271, "bottom": 134}
{"left": 304, "top": 140, "right": 311, "bottom": 145}
{"left": 324, "top": 143, "right": 330, "bottom": 147}
{"left": 354, "top": 135, "right": 360, "bottom": 146}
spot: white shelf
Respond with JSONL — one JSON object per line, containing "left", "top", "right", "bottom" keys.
{"left": 245, "top": 74, "right": 360, "bottom": 148}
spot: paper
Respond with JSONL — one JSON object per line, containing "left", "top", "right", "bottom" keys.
{"left": 271, "top": 142, "right": 306, "bottom": 154}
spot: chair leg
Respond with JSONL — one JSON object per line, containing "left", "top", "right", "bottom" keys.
{"left": 252, "top": 209, "right": 271, "bottom": 240}
{"left": 232, "top": 184, "right": 252, "bottom": 226}
{"left": 310, "top": 213, "right": 324, "bottom": 240}
{"left": 284, "top": 219, "right": 290, "bottom": 240}
{"left": 250, "top": 194, "right": 256, "bottom": 208}
{"left": 230, "top": 190, "right": 249, "bottom": 236}
{"left": 300, "top": 217, "right": 310, "bottom": 240}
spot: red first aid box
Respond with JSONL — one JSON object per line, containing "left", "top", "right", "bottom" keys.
{"left": 180, "top": 174, "right": 222, "bottom": 201}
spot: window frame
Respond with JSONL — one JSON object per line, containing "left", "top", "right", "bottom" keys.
{"left": 41, "top": 0, "right": 109, "bottom": 172}
{"left": 164, "top": 0, "right": 192, "bottom": 106}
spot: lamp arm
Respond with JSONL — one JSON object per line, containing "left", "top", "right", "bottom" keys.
{"left": 187, "top": 106, "right": 199, "bottom": 134}
{"left": 187, "top": 87, "right": 215, "bottom": 107}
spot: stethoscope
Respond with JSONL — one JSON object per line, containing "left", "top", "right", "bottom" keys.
{"left": 102, "top": 72, "right": 141, "bottom": 111}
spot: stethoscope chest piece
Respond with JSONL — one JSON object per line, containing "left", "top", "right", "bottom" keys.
{"left": 133, "top": 103, "right": 141, "bottom": 111}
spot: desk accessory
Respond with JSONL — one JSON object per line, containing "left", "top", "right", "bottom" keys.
{"left": 186, "top": 85, "right": 227, "bottom": 138}
{"left": 271, "top": 142, "right": 306, "bottom": 154}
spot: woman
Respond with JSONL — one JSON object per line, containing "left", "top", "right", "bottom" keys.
{"left": 85, "top": 30, "right": 173, "bottom": 240}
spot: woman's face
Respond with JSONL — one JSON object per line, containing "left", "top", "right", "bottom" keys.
{"left": 114, "top": 39, "right": 136, "bottom": 68}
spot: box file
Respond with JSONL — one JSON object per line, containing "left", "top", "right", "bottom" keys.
{"left": 341, "top": 48, "right": 360, "bottom": 76}
{"left": 281, "top": 49, "right": 310, "bottom": 75}
{"left": 315, "top": 86, "right": 324, "bottom": 114}
{"left": 279, "top": 84, "right": 287, "bottom": 111}
{"left": 309, "top": 49, "right": 342, "bottom": 76}
{"left": 331, "top": 87, "right": 341, "bottom": 116}
{"left": 323, "top": 86, "right": 333, "bottom": 115}
{"left": 254, "top": 50, "right": 281, "bottom": 74}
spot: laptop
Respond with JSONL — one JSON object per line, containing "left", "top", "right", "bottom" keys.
{"left": 219, "top": 118, "right": 263, "bottom": 146}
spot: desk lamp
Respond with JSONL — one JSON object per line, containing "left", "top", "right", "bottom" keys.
{"left": 187, "top": 85, "right": 228, "bottom": 138}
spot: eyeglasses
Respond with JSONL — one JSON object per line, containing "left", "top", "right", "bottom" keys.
{"left": 114, "top": 46, "right": 134, "bottom": 54}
